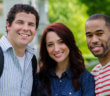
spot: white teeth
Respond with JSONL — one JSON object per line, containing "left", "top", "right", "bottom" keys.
{"left": 19, "top": 33, "right": 29, "bottom": 37}
{"left": 55, "top": 53, "right": 62, "bottom": 56}
{"left": 22, "top": 34, "right": 28, "bottom": 37}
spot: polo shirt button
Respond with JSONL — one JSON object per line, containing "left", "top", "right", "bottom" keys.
{"left": 69, "top": 92, "right": 72, "bottom": 95}
{"left": 59, "top": 80, "right": 62, "bottom": 82}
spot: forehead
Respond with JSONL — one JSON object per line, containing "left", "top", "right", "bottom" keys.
{"left": 46, "top": 31, "right": 61, "bottom": 42}
{"left": 85, "top": 19, "right": 106, "bottom": 32}
{"left": 14, "top": 12, "right": 36, "bottom": 22}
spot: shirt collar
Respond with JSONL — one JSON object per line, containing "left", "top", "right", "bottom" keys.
{"left": 0, "top": 36, "right": 35, "bottom": 54}
{"left": 100, "top": 61, "right": 110, "bottom": 69}
{"left": 0, "top": 36, "right": 13, "bottom": 51}
{"left": 26, "top": 45, "right": 35, "bottom": 54}
{"left": 50, "top": 68, "right": 72, "bottom": 79}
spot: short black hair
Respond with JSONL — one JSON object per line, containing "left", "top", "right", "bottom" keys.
{"left": 87, "top": 14, "right": 110, "bottom": 27}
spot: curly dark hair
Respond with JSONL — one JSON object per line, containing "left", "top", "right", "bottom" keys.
{"left": 39, "top": 22, "right": 86, "bottom": 95}
{"left": 6, "top": 3, "right": 39, "bottom": 32}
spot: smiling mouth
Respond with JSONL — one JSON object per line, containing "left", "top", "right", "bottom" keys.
{"left": 18, "top": 33, "right": 30, "bottom": 37}
{"left": 54, "top": 52, "right": 64, "bottom": 58}
{"left": 91, "top": 46, "right": 102, "bottom": 53}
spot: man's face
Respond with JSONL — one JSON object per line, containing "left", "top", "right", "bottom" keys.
{"left": 85, "top": 19, "right": 110, "bottom": 57}
{"left": 7, "top": 12, "right": 37, "bottom": 48}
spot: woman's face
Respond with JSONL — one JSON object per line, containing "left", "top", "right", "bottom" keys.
{"left": 46, "top": 31, "right": 70, "bottom": 64}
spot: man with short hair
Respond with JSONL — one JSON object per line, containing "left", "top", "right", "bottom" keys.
{"left": 0, "top": 4, "right": 39, "bottom": 96}
{"left": 85, "top": 14, "right": 110, "bottom": 96}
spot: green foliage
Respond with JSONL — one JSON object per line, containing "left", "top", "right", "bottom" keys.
{"left": 0, "top": 0, "right": 2, "bottom": 3}
{"left": 80, "top": 0, "right": 110, "bottom": 16}
{"left": 86, "top": 60, "right": 99, "bottom": 72}
{"left": 48, "top": 0, "right": 94, "bottom": 59}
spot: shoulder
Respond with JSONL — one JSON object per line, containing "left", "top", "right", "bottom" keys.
{"left": 81, "top": 70, "right": 93, "bottom": 77}
{"left": 80, "top": 71, "right": 95, "bottom": 96}
{"left": 92, "top": 64, "right": 101, "bottom": 71}
{"left": 91, "top": 64, "right": 101, "bottom": 75}
{"left": 80, "top": 70, "right": 95, "bottom": 88}
{"left": 0, "top": 36, "right": 13, "bottom": 51}
{"left": 26, "top": 45, "right": 35, "bottom": 54}
{"left": 80, "top": 70, "right": 94, "bottom": 82}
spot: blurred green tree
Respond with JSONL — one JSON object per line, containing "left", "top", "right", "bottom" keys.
{"left": 80, "top": 0, "right": 110, "bottom": 16}
{"left": 0, "top": 0, "right": 2, "bottom": 3}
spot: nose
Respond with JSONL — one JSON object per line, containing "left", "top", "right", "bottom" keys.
{"left": 54, "top": 44, "right": 60, "bottom": 52}
{"left": 91, "top": 35, "right": 99, "bottom": 44}
{"left": 23, "top": 24, "right": 29, "bottom": 31}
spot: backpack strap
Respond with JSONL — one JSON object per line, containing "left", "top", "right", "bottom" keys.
{"left": 32, "top": 55, "right": 37, "bottom": 79}
{"left": 31, "top": 55, "right": 37, "bottom": 96}
{"left": 0, "top": 46, "right": 4, "bottom": 77}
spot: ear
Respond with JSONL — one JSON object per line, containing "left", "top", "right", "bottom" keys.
{"left": 6, "top": 21, "right": 10, "bottom": 32}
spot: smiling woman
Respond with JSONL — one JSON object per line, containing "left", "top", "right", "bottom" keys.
{"left": 46, "top": 31, "right": 70, "bottom": 71}
{"left": 32, "top": 22, "right": 95, "bottom": 96}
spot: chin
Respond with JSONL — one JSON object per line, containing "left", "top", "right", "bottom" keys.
{"left": 20, "top": 43, "right": 28, "bottom": 47}
{"left": 93, "top": 53, "right": 104, "bottom": 57}
{"left": 55, "top": 59, "right": 62, "bottom": 63}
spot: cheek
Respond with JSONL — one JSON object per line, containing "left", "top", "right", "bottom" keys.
{"left": 14, "top": 24, "right": 21, "bottom": 29}
{"left": 66, "top": 47, "right": 70, "bottom": 55}
{"left": 63, "top": 44, "right": 69, "bottom": 50}
{"left": 63, "top": 45, "right": 70, "bottom": 53}
{"left": 47, "top": 47, "right": 53, "bottom": 56}
{"left": 32, "top": 29, "right": 37, "bottom": 35}
{"left": 86, "top": 38, "right": 91, "bottom": 45}
{"left": 106, "top": 37, "right": 110, "bottom": 46}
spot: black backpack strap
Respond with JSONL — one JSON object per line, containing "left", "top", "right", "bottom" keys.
{"left": 32, "top": 55, "right": 37, "bottom": 77}
{"left": 31, "top": 55, "right": 37, "bottom": 96}
{"left": 0, "top": 46, "right": 4, "bottom": 77}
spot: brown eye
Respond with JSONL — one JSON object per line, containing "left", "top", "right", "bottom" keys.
{"left": 59, "top": 40, "right": 64, "bottom": 44}
{"left": 47, "top": 43, "right": 53, "bottom": 47}
{"left": 29, "top": 23, "right": 35, "bottom": 27}
{"left": 16, "top": 20, "right": 23, "bottom": 24}
{"left": 86, "top": 34, "right": 93, "bottom": 38}
{"left": 96, "top": 33, "right": 103, "bottom": 36}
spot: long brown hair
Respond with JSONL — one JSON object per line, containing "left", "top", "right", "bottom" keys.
{"left": 39, "top": 22, "right": 85, "bottom": 95}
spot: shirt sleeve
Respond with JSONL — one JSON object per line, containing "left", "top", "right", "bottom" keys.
{"left": 80, "top": 71, "right": 96, "bottom": 96}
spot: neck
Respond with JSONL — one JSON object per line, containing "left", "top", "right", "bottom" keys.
{"left": 56, "top": 61, "right": 69, "bottom": 78}
{"left": 12, "top": 44, "right": 26, "bottom": 57}
{"left": 7, "top": 37, "right": 27, "bottom": 57}
{"left": 14, "top": 48, "right": 26, "bottom": 57}
{"left": 98, "top": 52, "right": 110, "bottom": 66}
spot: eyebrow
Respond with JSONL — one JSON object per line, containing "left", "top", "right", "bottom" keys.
{"left": 86, "top": 32, "right": 91, "bottom": 35}
{"left": 47, "top": 39, "right": 62, "bottom": 43}
{"left": 96, "top": 29, "right": 103, "bottom": 32}
{"left": 16, "top": 20, "right": 23, "bottom": 22}
{"left": 86, "top": 29, "right": 104, "bottom": 35}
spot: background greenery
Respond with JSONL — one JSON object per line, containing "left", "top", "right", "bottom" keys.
{"left": 48, "top": 0, "right": 110, "bottom": 71}
{"left": 0, "top": 0, "right": 2, "bottom": 3}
